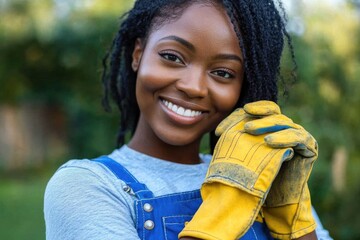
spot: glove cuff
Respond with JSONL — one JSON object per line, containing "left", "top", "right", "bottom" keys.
{"left": 263, "top": 203, "right": 316, "bottom": 240}
{"left": 205, "top": 162, "right": 265, "bottom": 198}
{"left": 179, "top": 182, "right": 262, "bottom": 240}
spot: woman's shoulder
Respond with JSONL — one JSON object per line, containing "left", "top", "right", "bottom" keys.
{"left": 44, "top": 156, "right": 140, "bottom": 239}
{"left": 50, "top": 145, "right": 137, "bottom": 182}
{"left": 51, "top": 157, "right": 119, "bottom": 184}
{"left": 44, "top": 155, "right": 133, "bottom": 204}
{"left": 46, "top": 146, "right": 212, "bottom": 197}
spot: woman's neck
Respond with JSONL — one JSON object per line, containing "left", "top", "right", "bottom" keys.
{"left": 128, "top": 122, "right": 203, "bottom": 165}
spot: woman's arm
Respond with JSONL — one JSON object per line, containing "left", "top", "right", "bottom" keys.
{"left": 44, "top": 162, "right": 141, "bottom": 240}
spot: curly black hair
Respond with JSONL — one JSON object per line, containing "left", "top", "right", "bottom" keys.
{"left": 101, "top": 0, "right": 295, "bottom": 151}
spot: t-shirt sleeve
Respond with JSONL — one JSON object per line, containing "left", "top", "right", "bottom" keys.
{"left": 44, "top": 162, "right": 141, "bottom": 240}
{"left": 312, "top": 206, "right": 333, "bottom": 240}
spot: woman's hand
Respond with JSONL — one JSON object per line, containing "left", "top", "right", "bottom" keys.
{"left": 243, "top": 101, "right": 318, "bottom": 239}
{"left": 179, "top": 101, "right": 295, "bottom": 240}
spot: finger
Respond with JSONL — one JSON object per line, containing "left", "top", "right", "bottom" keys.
{"left": 215, "top": 108, "right": 247, "bottom": 136}
{"left": 264, "top": 128, "right": 318, "bottom": 157}
{"left": 244, "top": 114, "right": 302, "bottom": 135}
{"left": 243, "top": 100, "right": 281, "bottom": 117}
{"left": 282, "top": 148, "right": 295, "bottom": 162}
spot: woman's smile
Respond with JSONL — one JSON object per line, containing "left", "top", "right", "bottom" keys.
{"left": 160, "top": 97, "right": 208, "bottom": 125}
{"left": 162, "top": 100, "right": 203, "bottom": 118}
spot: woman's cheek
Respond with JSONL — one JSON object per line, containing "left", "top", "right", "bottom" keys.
{"left": 212, "top": 84, "right": 242, "bottom": 113}
{"left": 137, "top": 65, "right": 177, "bottom": 91}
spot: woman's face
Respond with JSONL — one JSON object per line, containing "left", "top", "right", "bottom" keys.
{"left": 132, "top": 3, "right": 244, "bottom": 147}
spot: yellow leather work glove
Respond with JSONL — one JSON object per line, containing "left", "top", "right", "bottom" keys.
{"left": 179, "top": 103, "right": 293, "bottom": 240}
{"left": 244, "top": 104, "right": 318, "bottom": 239}
{"left": 214, "top": 100, "right": 281, "bottom": 136}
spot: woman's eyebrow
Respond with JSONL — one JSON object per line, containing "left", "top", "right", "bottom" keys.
{"left": 159, "top": 35, "right": 195, "bottom": 51}
{"left": 215, "top": 54, "right": 243, "bottom": 64}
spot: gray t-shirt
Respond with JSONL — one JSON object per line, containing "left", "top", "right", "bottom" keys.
{"left": 44, "top": 145, "right": 332, "bottom": 240}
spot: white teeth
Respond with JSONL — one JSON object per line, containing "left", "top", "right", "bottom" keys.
{"left": 162, "top": 100, "right": 202, "bottom": 117}
{"left": 184, "top": 109, "right": 191, "bottom": 117}
{"left": 177, "top": 107, "right": 185, "bottom": 115}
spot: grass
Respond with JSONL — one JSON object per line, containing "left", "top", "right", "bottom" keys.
{"left": 0, "top": 166, "right": 57, "bottom": 240}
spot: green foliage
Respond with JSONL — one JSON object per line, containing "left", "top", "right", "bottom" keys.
{"left": 279, "top": 4, "right": 360, "bottom": 238}
{"left": 0, "top": 0, "right": 131, "bottom": 157}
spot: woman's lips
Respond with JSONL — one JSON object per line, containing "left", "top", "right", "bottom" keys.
{"left": 162, "top": 99, "right": 202, "bottom": 117}
{"left": 160, "top": 99, "right": 207, "bottom": 125}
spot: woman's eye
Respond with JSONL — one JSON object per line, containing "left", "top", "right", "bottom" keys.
{"left": 212, "top": 70, "right": 235, "bottom": 79}
{"left": 159, "top": 52, "right": 184, "bottom": 64}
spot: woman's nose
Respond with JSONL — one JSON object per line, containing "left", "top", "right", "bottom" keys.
{"left": 175, "top": 67, "right": 208, "bottom": 98}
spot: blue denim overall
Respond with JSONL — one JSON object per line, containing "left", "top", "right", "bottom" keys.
{"left": 94, "top": 156, "right": 273, "bottom": 240}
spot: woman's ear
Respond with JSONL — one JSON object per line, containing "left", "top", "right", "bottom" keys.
{"left": 132, "top": 38, "right": 143, "bottom": 71}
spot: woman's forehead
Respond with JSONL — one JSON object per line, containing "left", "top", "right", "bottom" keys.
{"left": 148, "top": 1, "right": 227, "bottom": 34}
{"left": 147, "top": 3, "right": 237, "bottom": 40}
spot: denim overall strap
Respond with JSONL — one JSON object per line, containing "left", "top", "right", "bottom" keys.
{"left": 93, "top": 156, "right": 154, "bottom": 199}
{"left": 135, "top": 190, "right": 203, "bottom": 240}
{"left": 135, "top": 191, "right": 273, "bottom": 240}
{"left": 93, "top": 156, "right": 273, "bottom": 240}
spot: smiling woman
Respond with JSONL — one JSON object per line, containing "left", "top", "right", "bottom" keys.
{"left": 44, "top": 1, "right": 332, "bottom": 240}
{"left": 128, "top": 4, "right": 243, "bottom": 162}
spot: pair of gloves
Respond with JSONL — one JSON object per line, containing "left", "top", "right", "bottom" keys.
{"left": 179, "top": 101, "right": 318, "bottom": 240}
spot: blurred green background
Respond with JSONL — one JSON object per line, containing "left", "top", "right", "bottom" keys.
{"left": 0, "top": 0, "right": 359, "bottom": 239}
